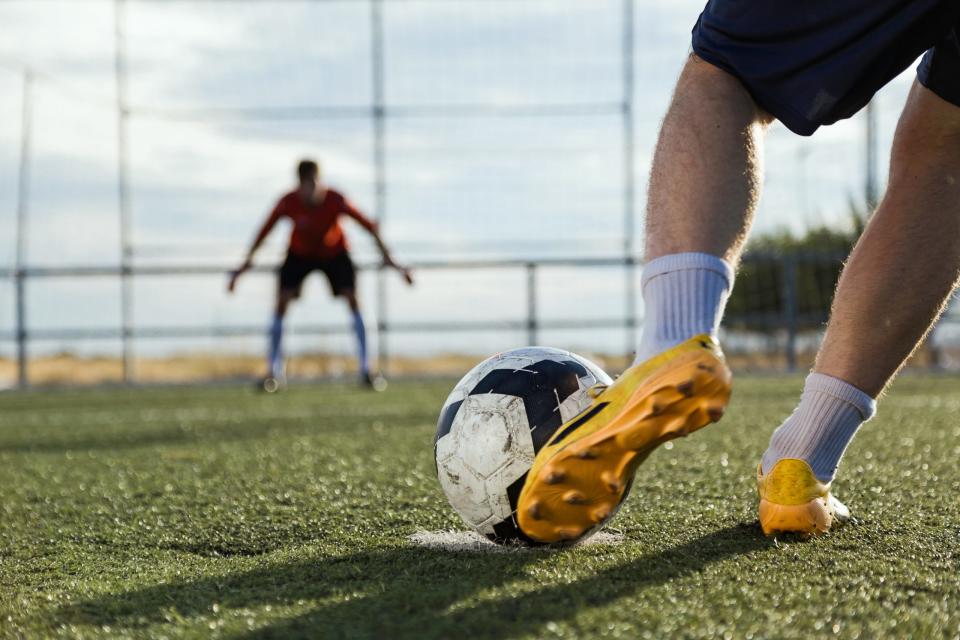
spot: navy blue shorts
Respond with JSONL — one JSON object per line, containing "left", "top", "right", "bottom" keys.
{"left": 279, "top": 250, "right": 356, "bottom": 297}
{"left": 692, "top": 1, "right": 960, "bottom": 135}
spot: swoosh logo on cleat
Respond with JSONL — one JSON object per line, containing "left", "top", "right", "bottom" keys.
{"left": 551, "top": 402, "right": 610, "bottom": 446}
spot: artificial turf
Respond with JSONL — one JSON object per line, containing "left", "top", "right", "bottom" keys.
{"left": 0, "top": 376, "right": 957, "bottom": 639}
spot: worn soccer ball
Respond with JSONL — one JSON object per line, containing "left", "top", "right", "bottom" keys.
{"left": 434, "top": 347, "right": 613, "bottom": 545}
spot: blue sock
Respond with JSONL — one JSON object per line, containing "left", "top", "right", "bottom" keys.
{"left": 268, "top": 314, "right": 284, "bottom": 379}
{"left": 352, "top": 310, "right": 369, "bottom": 376}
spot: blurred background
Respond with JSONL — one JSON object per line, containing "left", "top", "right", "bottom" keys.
{"left": 1, "top": 0, "right": 957, "bottom": 387}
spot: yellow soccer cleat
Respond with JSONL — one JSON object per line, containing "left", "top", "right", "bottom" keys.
{"left": 516, "top": 334, "right": 732, "bottom": 544}
{"left": 757, "top": 459, "right": 850, "bottom": 536}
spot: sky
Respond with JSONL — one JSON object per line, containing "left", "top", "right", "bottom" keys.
{"left": 0, "top": 0, "right": 923, "bottom": 365}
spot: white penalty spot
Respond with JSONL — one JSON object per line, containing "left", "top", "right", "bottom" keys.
{"left": 407, "top": 529, "right": 625, "bottom": 552}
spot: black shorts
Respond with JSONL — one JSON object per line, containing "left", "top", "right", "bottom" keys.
{"left": 692, "top": 1, "right": 960, "bottom": 136}
{"left": 278, "top": 251, "right": 357, "bottom": 297}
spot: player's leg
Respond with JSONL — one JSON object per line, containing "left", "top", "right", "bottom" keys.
{"left": 324, "top": 251, "right": 372, "bottom": 386}
{"left": 514, "top": 57, "right": 749, "bottom": 545}
{"left": 515, "top": 55, "right": 749, "bottom": 544}
{"left": 265, "top": 288, "right": 296, "bottom": 388}
{"left": 817, "top": 92, "right": 960, "bottom": 396}
{"left": 637, "top": 55, "right": 772, "bottom": 363}
{"left": 341, "top": 288, "right": 372, "bottom": 384}
{"left": 759, "top": 81, "right": 960, "bottom": 534}
{"left": 268, "top": 254, "right": 308, "bottom": 390}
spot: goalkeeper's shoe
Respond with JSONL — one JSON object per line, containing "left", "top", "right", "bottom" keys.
{"left": 516, "top": 334, "right": 732, "bottom": 544}
{"left": 757, "top": 459, "right": 850, "bottom": 536}
{"left": 258, "top": 376, "right": 284, "bottom": 394}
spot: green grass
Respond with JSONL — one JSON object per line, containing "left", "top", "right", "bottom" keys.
{"left": 1, "top": 376, "right": 958, "bottom": 639}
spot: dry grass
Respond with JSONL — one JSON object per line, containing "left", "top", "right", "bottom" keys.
{"left": 1, "top": 345, "right": 948, "bottom": 387}
{"left": 0, "top": 351, "right": 634, "bottom": 387}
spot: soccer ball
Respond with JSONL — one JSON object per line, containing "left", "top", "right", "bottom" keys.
{"left": 434, "top": 347, "right": 613, "bottom": 545}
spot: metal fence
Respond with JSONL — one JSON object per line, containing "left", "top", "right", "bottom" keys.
{"left": 2, "top": 256, "right": 638, "bottom": 386}
{"left": 7, "top": 250, "right": 956, "bottom": 386}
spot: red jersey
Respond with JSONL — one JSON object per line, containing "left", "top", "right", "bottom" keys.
{"left": 268, "top": 188, "right": 376, "bottom": 260}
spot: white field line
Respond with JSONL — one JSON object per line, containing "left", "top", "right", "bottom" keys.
{"left": 408, "top": 529, "right": 625, "bottom": 553}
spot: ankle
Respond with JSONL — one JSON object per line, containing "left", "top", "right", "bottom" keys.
{"left": 635, "top": 253, "right": 733, "bottom": 363}
{"left": 761, "top": 373, "right": 876, "bottom": 482}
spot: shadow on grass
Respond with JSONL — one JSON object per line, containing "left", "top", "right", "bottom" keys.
{"left": 58, "top": 523, "right": 770, "bottom": 639}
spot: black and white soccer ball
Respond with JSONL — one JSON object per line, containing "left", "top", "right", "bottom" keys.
{"left": 434, "top": 347, "right": 613, "bottom": 545}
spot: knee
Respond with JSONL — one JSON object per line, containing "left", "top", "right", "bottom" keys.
{"left": 889, "top": 82, "right": 960, "bottom": 185}
{"left": 341, "top": 290, "right": 360, "bottom": 312}
{"left": 275, "top": 293, "right": 293, "bottom": 315}
{"left": 681, "top": 54, "right": 775, "bottom": 127}
{"left": 895, "top": 82, "right": 960, "bottom": 154}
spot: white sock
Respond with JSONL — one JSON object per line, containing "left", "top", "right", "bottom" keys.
{"left": 634, "top": 252, "right": 734, "bottom": 364}
{"left": 761, "top": 372, "right": 876, "bottom": 483}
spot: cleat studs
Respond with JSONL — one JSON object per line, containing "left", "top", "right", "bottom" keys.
{"left": 707, "top": 407, "right": 725, "bottom": 422}
{"left": 591, "top": 507, "right": 612, "bottom": 523}
{"left": 557, "top": 527, "right": 583, "bottom": 541}
{"left": 600, "top": 471, "right": 621, "bottom": 493}
{"left": 527, "top": 502, "right": 542, "bottom": 520}
{"left": 563, "top": 491, "right": 587, "bottom": 505}
{"left": 544, "top": 470, "right": 565, "bottom": 485}
{"left": 677, "top": 381, "right": 694, "bottom": 397}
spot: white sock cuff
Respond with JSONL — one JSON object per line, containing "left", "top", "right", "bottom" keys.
{"left": 805, "top": 372, "right": 877, "bottom": 421}
{"left": 641, "top": 253, "right": 734, "bottom": 290}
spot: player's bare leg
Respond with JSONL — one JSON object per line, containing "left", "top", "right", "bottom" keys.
{"left": 636, "top": 55, "right": 772, "bottom": 363}
{"left": 759, "top": 82, "right": 960, "bottom": 534}
{"left": 646, "top": 55, "right": 773, "bottom": 265}
{"left": 516, "top": 56, "right": 762, "bottom": 543}
{"left": 816, "top": 82, "right": 960, "bottom": 397}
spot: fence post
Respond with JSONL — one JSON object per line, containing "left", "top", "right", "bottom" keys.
{"left": 621, "top": 0, "right": 637, "bottom": 359}
{"left": 115, "top": 0, "right": 134, "bottom": 383}
{"left": 526, "top": 263, "right": 538, "bottom": 346}
{"left": 15, "top": 70, "right": 33, "bottom": 389}
{"left": 370, "top": 0, "right": 388, "bottom": 376}
{"left": 625, "top": 256, "right": 637, "bottom": 359}
{"left": 782, "top": 255, "right": 798, "bottom": 372}
{"left": 865, "top": 101, "right": 879, "bottom": 211}
{"left": 15, "top": 272, "right": 27, "bottom": 388}
{"left": 377, "top": 268, "right": 389, "bottom": 375}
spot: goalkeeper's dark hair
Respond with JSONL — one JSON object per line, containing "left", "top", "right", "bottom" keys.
{"left": 297, "top": 159, "right": 320, "bottom": 182}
